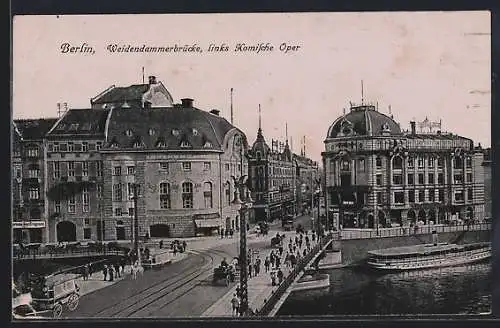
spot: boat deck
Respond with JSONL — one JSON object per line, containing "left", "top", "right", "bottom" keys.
{"left": 368, "top": 242, "right": 489, "bottom": 257}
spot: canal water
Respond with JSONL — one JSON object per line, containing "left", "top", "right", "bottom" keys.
{"left": 277, "top": 261, "right": 491, "bottom": 316}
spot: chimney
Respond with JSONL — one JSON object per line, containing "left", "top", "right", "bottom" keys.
{"left": 181, "top": 98, "right": 194, "bottom": 108}
{"left": 210, "top": 109, "right": 220, "bottom": 116}
{"left": 410, "top": 121, "right": 416, "bottom": 135}
{"left": 148, "top": 76, "right": 157, "bottom": 84}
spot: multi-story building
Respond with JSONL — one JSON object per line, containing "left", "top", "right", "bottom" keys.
{"left": 293, "top": 153, "right": 319, "bottom": 215}
{"left": 44, "top": 75, "right": 175, "bottom": 242}
{"left": 40, "top": 76, "right": 248, "bottom": 241}
{"left": 322, "top": 103, "right": 485, "bottom": 230}
{"left": 101, "top": 97, "right": 248, "bottom": 239}
{"left": 482, "top": 148, "right": 491, "bottom": 220}
{"left": 247, "top": 117, "right": 297, "bottom": 222}
{"left": 12, "top": 118, "right": 58, "bottom": 243}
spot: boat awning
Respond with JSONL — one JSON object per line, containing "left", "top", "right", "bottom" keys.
{"left": 194, "top": 218, "right": 220, "bottom": 228}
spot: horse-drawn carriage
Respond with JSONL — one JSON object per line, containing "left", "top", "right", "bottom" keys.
{"left": 212, "top": 265, "right": 236, "bottom": 286}
{"left": 271, "top": 233, "right": 285, "bottom": 248}
{"left": 13, "top": 275, "right": 80, "bottom": 319}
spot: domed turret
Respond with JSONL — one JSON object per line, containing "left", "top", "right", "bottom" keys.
{"left": 326, "top": 105, "right": 402, "bottom": 139}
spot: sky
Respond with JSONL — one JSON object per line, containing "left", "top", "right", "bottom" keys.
{"left": 13, "top": 12, "right": 491, "bottom": 162}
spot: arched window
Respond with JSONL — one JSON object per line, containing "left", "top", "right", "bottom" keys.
{"left": 392, "top": 156, "right": 403, "bottom": 170}
{"left": 203, "top": 182, "right": 213, "bottom": 209}
{"left": 159, "top": 182, "right": 171, "bottom": 209}
{"left": 341, "top": 159, "right": 350, "bottom": 171}
{"left": 453, "top": 156, "right": 463, "bottom": 169}
{"left": 182, "top": 182, "right": 193, "bottom": 209}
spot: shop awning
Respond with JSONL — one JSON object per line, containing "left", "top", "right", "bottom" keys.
{"left": 193, "top": 213, "right": 220, "bottom": 220}
{"left": 194, "top": 218, "right": 220, "bottom": 228}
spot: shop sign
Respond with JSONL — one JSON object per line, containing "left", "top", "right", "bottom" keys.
{"left": 12, "top": 221, "right": 46, "bottom": 229}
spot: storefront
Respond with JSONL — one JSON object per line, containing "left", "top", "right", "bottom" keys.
{"left": 194, "top": 213, "right": 220, "bottom": 236}
{"left": 13, "top": 221, "right": 46, "bottom": 244}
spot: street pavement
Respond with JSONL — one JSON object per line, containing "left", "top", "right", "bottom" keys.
{"left": 64, "top": 215, "right": 314, "bottom": 318}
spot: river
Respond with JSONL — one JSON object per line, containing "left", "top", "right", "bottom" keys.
{"left": 277, "top": 261, "right": 491, "bottom": 316}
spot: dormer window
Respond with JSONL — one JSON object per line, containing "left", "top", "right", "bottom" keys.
{"left": 110, "top": 142, "right": 119, "bottom": 148}
{"left": 133, "top": 141, "right": 144, "bottom": 148}
{"left": 203, "top": 141, "right": 213, "bottom": 148}
{"left": 172, "top": 129, "right": 180, "bottom": 137}
{"left": 382, "top": 123, "right": 391, "bottom": 132}
{"left": 156, "top": 140, "right": 167, "bottom": 148}
{"left": 125, "top": 129, "right": 133, "bottom": 137}
{"left": 55, "top": 123, "right": 66, "bottom": 131}
{"left": 192, "top": 128, "right": 199, "bottom": 136}
{"left": 149, "top": 128, "right": 156, "bottom": 136}
{"left": 180, "top": 140, "right": 191, "bottom": 148}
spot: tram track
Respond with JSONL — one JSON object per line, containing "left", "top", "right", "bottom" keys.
{"left": 88, "top": 248, "right": 231, "bottom": 318}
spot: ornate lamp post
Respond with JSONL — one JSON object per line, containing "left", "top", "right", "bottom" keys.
{"left": 131, "top": 183, "right": 141, "bottom": 265}
{"left": 231, "top": 175, "right": 253, "bottom": 316}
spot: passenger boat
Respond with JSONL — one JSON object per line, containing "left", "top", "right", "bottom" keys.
{"left": 366, "top": 242, "right": 491, "bottom": 271}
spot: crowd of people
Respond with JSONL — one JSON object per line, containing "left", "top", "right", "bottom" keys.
{"left": 229, "top": 228, "right": 322, "bottom": 316}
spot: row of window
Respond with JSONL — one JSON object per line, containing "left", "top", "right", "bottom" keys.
{"left": 376, "top": 172, "right": 473, "bottom": 186}
{"left": 112, "top": 181, "right": 213, "bottom": 210}
{"left": 112, "top": 162, "right": 243, "bottom": 175}
{"left": 49, "top": 141, "right": 103, "bottom": 153}
{"left": 376, "top": 188, "right": 473, "bottom": 205}
{"left": 335, "top": 155, "right": 473, "bottom": 172}
{"left": 52, "top": 161, "right": 103, "bottom": 178}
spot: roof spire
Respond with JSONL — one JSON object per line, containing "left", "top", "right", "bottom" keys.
{"left": 285, "top": 122, "right": 288, "bottom": 144}
{"left": 230, "top": 88, "right": 234, "bottom": 125}
{"left": 258, "top": 103, "right": 262, "bottom": 131}
{"left": 361, "top": 80, "right": 364, "bottom": 104}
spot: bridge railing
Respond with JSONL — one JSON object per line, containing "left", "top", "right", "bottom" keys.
{"left": 13, "top": 246, "right": 127, "bottom": 260}
{"left": 256, "top": 233, "right": 335, "bottom": 316}
{"left": 340, "top": 223, "right": 491, "bottom": 240}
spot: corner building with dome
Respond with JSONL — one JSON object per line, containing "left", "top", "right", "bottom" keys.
{"left": 322, "top": 103, "right": 486, "bottom": 230}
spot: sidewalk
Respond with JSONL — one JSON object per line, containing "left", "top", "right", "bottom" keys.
{"left": 202, "top": 230, "right": 319, "bottom": 317}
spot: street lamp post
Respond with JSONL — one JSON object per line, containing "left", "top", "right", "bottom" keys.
{"left": 231, "top": 175, "right": 253, "bottom": 316}
{"left": 132, "top": 183, "right": 141, "bottom": 265}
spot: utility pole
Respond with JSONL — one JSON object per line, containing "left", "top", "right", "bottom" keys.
{"left": 132, "top": 183, "right": 140, "bottom": 264}
{"left": 232, "top": 176, "right": 252, "bottom": 316}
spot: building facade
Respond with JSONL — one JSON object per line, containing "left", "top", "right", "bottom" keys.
{"left": 37, "top": 76, "right": 249, "bottom": 242}
{"left": 293, "top": 153, "right": 319, "bottom": 215}
{"left": 322, "top": 103, "right": 485, "bottom": 230}
{"left": 247, "top": 118, "right": 299, "bottom": 222}
{"left": 12, "top": 118, "right": 58, "bottom": 243}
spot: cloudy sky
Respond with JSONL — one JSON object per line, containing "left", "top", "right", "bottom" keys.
{"left": 13, "top": 12, "right": 490, "bottom": 161}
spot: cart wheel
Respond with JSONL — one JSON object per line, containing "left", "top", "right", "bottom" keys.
{"left": 53, "top": 303, "right": 63, "bottom": 318}
{"left": 67, "top": 293, "right": 79, "bottom": 311}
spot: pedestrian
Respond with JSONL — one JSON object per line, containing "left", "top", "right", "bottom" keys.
{"left": 256, "top": 257, "right": 261, "bottom": 275}
{"left": 277, "top": 269, "right": 284, "bottom": 284}
{"left": 114, "top": 263, "right": 121, "bottom": 278}
{"left": 248, "top": 262, "right": 253, "bottom": 278}
{"left": 102, "top": 264, "right": 108, "bottom": 281}
{"left": 109, "top": 266, "right": 114, "bottom": 282}
{"left": 221, "top": 228, "right": 225, "bottom": 239}
{"left": 285, "top": 253, "right": 290, "bottom": 268}
{"left": 278, "top": 245, "right": 284, "bottom": 257}
{"left": 131, "top": 263, "right": 137, "bottom": 280}
{"left": 173, "top": 246, "right": 178, "bottom": 256}
{"left": 312, "top": 233, "right": 316, "bottom": 243}
{"left": 236, "top": 284, "right": 241, "bottom": 298}
{"left": 254, "top": 262, "right": 259, "bottom": 276}
{"left": 270, "top": 271, "right": 277, "bottom": 286}
{"left": 231, "top": 293, "right": 240, "bottom": 316}
{"left": 293, "top": 245, "right": 297, "bottom": 254}
{"left": 225, "top": 230, "right": 229, "bottom": 238}
{"left": 89, "top": 263, "right": 93, "bottom": 277}
{"left": 182, "top": 241, "right": 187, "bottom": 252}
{"left": 84, "top": 264, "right": 90, "bottom": 280}
{"left": 159, "top": 240, "right": 163, "bottom": 249}
{"left": 264, "top": 257, "right": 270, "bottom": 272}
{"left": 276, "top": 257, "right": 281, "bottom": 268}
